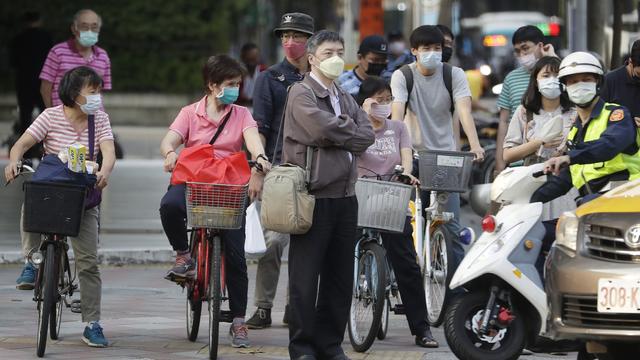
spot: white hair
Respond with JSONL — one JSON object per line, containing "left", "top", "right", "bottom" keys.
{"left": 73, "top": 9, "right": 102, "bottom": 28}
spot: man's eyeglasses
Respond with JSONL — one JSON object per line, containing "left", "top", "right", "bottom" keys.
{"left": 76, "top": 24, "right": 100, "bottom": 32}
{"left": 373, "top": 96, "right": 394, "bottom": 105}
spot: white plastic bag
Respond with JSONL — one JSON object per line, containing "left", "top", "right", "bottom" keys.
{"left": 244, "top": 202, "right": 266, "bottom": 256}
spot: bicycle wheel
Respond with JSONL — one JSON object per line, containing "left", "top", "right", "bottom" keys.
{"left": 187, "top": 230, "right": 203, "bottom": 342}
{"left": 348, "top": 241, "right": 387, "bottom": 352}
{"left": 425, "top": 224, "right": 456, "bottom": 327}
{"left": 208, "top": 235, "right": 222, "bottom": 360}
{"left": 377, "top": 295, "right": 389, "bottom": 340}
{"left": 36, "top": 243, "right": 57, "bottom": 357}
{"left": 50, "top": 249, "right": 66, "bottom": 340}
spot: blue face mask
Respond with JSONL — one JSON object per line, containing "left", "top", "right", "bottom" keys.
{"left": 76, "top": 94, "right": 102, "bottom": 114}
{"left": 216, "top": 87, "right": 240, "bottom": 105}
{"left": 78, "top": 31, "right": 99, "bottom": 47}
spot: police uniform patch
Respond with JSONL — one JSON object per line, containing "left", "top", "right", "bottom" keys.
{"left": 609, "top": 109, "right": 625, "bottom": 122}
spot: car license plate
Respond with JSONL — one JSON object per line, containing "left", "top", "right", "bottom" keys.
{"left": 597, "top": 278, "right": 640, "bottom": 313}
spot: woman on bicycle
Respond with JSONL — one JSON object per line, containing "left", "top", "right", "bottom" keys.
{"left": 4, "top": 66, "right": 115, "bottom": 348}
{"left": 159, "top": 54, "right": 270, "bottom": 348}
{"left": 356, "top": 76, "right": 438, "bottom": 348}
{"left": 502, "top": 55, "right": 577, "bottom": 273}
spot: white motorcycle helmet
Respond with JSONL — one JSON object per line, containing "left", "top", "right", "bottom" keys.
{"left": 558, "top": 51, "right": 604, "bottom": 107}
{"left": 558, "top": 51, "right": 604, "bottom": 80}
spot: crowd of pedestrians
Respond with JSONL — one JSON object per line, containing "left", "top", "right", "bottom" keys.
{"left": 5, "top": 6, "right": 640, "bottom": 360}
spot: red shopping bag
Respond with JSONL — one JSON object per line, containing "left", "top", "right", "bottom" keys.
{"left": 170, "top": 144, "right": 251, "bottom": 185}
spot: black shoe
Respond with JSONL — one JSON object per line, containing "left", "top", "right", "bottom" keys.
{"left": 283, "top": 304, "right": 290, "bottom": 326}
{"left": 415, "top": 328, "right": 439, "bottom": 348}
{"left": 246, "top": 308, "right": 271, "bottom": 329}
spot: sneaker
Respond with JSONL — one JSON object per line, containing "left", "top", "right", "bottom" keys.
{"left": 16, "top": 263, "right": 36, "bottom": 290}
{"left": 229, "top": 322, "right": 251, "bottom": 348}
{"left": 82, "top": 322, "right": 108, "bottom": 348}
{"left": 164, "top": 256, "right": 195, "bottom": 281}
{"left": 283, "top": 305, "right": 290, "bottom": 326}
{"left": 246, "top": 308, "right": 271, "bottom": 329}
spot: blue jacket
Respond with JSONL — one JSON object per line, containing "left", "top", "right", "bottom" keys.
{"left": 252, "top": 58, "right": 305, "bottom": 162}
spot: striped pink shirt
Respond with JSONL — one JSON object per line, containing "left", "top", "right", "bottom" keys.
{"left": 39, "top": 39, "right": 112, "bottom": 107}
{"left": 26, "top": 105, "right": 114, "bottom": 159}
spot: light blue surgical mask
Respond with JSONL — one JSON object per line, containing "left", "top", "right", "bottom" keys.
{"left": 76, "top": 94, "right": 102, "bottom": 114}
{"left": 78, "top": 31, "right": 99, "bottom": 47}
{"left": 418, "top": 51, "right": 442, "bottom": 70}
{"left": 216, "top": 87, "right": 240, "bottom": 105}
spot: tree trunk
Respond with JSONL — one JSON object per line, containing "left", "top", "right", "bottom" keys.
{"left": 587, "top": 0, "right": 608, "bottom": 66}
{"left": 610, "top": 0, "right": 623, "bottom": 69}
{"left": 438, "top": 0, "right": 453, "bottom": 27}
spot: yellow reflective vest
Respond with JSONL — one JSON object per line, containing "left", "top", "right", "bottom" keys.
{"left": 566, "top": 103, "right": 640, "bottom": 191}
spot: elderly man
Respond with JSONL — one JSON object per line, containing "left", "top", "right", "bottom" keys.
{"left": 283, "top": 30, "right": 375, "bottom": 360}
{"left": 246, "top": 12, "right": 314, "bottom": 330}
{"left": 39, "top": 9, "right": 111, "bottom": 108}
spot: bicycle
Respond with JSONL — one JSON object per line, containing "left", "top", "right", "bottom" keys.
{"left": 8, "top": 161, "right": 87, "bottom": 357}
{"left": 348, "top": 167, "right": 413, "bottom": 352}
{"left": 169, "top": 162, "right": 257, "bottom": 360}
{"left": 414, "top": 150, "right": 474, "bottom": 327}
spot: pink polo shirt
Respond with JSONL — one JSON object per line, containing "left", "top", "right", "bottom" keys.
{"left": 40, "top": 39, "right": 112, "bottom": 107}
{"left": 169, "top": 96, "right": 257, "bottom": 159}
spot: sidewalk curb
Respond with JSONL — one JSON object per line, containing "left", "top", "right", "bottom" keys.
{"left": 0, "top": 248, "right": 282, "bottom": 265}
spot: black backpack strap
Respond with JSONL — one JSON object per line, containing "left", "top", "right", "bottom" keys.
{"left": 442, "top": 63, "right": 454, "bottom": 115}
{"left": 209, "top": 107, "right": 234, "bottom": 145}
{"left": 400, "top": 64, "right": 413, "bottom": 115}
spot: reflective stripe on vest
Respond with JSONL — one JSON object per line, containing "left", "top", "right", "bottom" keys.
{"left": 566, "top": 103, "right": 640, "bottom": 190}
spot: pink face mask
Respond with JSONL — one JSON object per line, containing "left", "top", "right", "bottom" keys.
{"left": 283, "top": 41, "right": 307, "bottom": 60}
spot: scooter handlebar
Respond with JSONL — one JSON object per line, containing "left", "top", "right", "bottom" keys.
{"left": 532, "top": 170, "right": 546, "bottom": 178}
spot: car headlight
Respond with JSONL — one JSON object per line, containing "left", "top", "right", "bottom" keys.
{"left": 556, "top": 211, "right": 579, "bottom": 254}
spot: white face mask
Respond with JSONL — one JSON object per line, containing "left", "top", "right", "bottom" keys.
{"left": 418, "top": 51, "right": 442, "bottom": 70}
{"left": 389, "top": 41, "right": 405, "bottom": 55}
{"left": 76, "top": 94, "right": 102, "bottom": 114}
{"left": 518, "top": 52, "right": 537, "bottom": 71}
{"left": 315, "top": 55, "right": 345, "bottom": 80}
{"left": 566, "top": 81, "right": 598, "bottom": 107}
{"left": 369, "top": 103, "right": 392, "bottom": 121}
{"left": 537, "top": 77, "right": 562, "bottom": 99}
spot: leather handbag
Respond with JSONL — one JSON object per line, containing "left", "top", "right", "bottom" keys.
{"left": 260, "top": 83, "right": 315, "bottom": 234}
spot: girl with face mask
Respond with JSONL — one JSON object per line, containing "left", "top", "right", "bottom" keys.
{"left": 503, "top": 56, "right": 577, "bottom": 220}
{"left": 355, "top": 76, "right": 444, "bottom": 348}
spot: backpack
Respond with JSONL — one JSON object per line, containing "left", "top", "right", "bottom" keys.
{"left": 400, "top": 63, "right": 454, "bottom": 115}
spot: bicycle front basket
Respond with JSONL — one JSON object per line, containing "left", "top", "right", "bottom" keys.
{"left": 185, "top": 182, "right": 249, "bottom": 230}
{"left": 23, "top": 181, "right": 86, "bottom": 237}
{"left": 417, "top": 150, "right": 474, "bottom": 193}
{"left": 355, "top": 178, "right": 412, "bottom": 233}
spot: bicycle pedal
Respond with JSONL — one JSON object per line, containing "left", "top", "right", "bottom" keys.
{"left": 70, "top": 299, "right": 82, "bottom": 313}
{"left": 392, "top": 304, "right": 406, "bottom": 315}
{"left": 220, "top": 310, "right": 234, "bottom": 323}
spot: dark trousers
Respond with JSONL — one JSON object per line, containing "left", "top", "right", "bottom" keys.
{"left": 288, "top": 197, "right": 358, "bottom": 359}
{"left": 16, "top": 87, "right": 44, "bottom": 134}
{"left": 159, "top": 184, "right": 248, "bottom": 317}
{"left": 381, "top": 216, "right": 428, "bottom": 335}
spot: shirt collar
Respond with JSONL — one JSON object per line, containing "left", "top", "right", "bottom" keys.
{"left": 194, "top": 95, "right": 231, "bottom": 123}
{"left": 588, "top": 98, "right": 606, "bottom": 121}
{"left": 309, "top": 71, "right": 337, "bottom": 97}
{"left": 66, "top": 38, "right": 95, "bottom": 57}
{"left": 281, "top": 58, "right": 299, "bottom": 74}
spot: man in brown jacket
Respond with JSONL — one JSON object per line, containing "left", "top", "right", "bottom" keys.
{"left": 282, "top": 30, "right": 375, "bottom": 360}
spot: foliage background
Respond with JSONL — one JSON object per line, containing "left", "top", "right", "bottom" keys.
{"left": 0, "top": 0, "right": 256, "bottom": 93}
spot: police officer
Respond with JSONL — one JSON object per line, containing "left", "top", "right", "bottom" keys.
{"left": 337, "top": 35, "right": 390, "bottom": 96}
{"left": 536, "top": 51, "right": 640, "bottom": 202}
{"left": 246, "top": 12, "right": 314, "bottom": 330}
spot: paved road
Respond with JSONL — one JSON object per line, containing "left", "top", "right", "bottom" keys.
{"left": 0, "top": 264, "right": 576, "bottom": 360}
